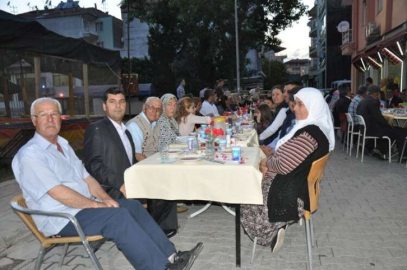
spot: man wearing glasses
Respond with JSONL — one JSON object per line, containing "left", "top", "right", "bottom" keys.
{"left": 126, "top": 96, "right": 179, "bottom": 238}
{"left": 127, "top": 96, "right": 162, "bottom": 162}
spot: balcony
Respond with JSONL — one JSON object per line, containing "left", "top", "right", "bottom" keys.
{"left": 308, "top": 5, "right": 317, "bottom": 19}
{"left": 341, "top": 29, "right": 355, "bottom": 55}
{"left": 82, "top": 27, "right": 98, "bottom": 43}
{"left": 309, "top": 21, "right": 317, "bottom": 38}
{"left": 309, "top": 45, "right": 317, "bottom": 58}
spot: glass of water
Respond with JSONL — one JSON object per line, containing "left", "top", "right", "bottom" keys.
{"left": 160, "top": 145, "right": 169, "bottom": 163}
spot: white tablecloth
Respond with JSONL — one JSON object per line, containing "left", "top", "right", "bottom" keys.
{"left": 124, "top": 147, "right": 263, "bottom": 204}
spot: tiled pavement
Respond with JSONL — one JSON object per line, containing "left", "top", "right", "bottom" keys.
{"left": 1, "top": 142, "right": 407, "bottom": 270}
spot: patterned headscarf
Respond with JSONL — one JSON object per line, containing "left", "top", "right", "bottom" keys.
{"left": 160, "top": 93, "right": 177, "bottom": 115}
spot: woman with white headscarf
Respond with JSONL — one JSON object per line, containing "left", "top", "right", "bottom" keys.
{"left": 157, "top": 93, "right": 180, "bottom": 150}
{"left": 241, "top": 87, "right": 334, "bottom": 252}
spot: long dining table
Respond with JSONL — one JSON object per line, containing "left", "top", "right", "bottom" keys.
{"left": 124, "top": 146, "right": 264, "bottom": 267}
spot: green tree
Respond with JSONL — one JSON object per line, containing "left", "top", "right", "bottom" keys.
{"left": 262, "top": 59, "right": 289, "bottom": 90}
{"left": 123, "top": 0, "right": 306, "bottom": 96}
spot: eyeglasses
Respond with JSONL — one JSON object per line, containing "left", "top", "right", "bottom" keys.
{"left": 145, "top": 104, "right": 162, "bottom": 113}
{"left": 32, "top": 112, "right": 61, "bottom": 120}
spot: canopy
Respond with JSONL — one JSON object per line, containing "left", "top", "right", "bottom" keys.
{"left": 0, "top": 10, "right": 121, "bottom": 70}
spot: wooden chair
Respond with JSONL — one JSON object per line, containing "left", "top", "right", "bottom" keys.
{"left": 10, "top": 194, "right": 104, "bottom": 270}
{"left": 304, "top": 153, "right": 330, "bottom": 270}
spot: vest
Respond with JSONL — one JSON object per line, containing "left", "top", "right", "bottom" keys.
{"left": 127, "top": 114, "right": 159, "bottom": 158}
{"left": 267, "top": 125, "right": 329, "bottom": 222}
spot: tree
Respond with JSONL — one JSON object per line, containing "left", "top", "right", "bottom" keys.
{"left": 262, "top": 59, "right": 289, "bottom": 90}
{"left": 123, "top": 0, "right": 306, "bottom": 96}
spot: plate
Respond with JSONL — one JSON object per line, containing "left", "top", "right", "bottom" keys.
{"left": 168, "top": 149, "right": 184, "bottom": 156}
{"left": 176, "top": 136, "right": 193, "bottom": 143}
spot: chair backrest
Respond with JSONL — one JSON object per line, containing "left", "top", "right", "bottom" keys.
{"left": 305, "top": 153, "right": 330, "bottom": 220}
{"left": 345, "top": 113, "right": 353, "bottom": 124}
{"left": 356, "top": 115, "right": 367, "bottom": 137}
{"left": 10, "top": 194, "right": 48, "bottom": 244}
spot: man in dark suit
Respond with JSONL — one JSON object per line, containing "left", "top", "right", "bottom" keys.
{"left": 84, "top": 88, "right": 135, "bottom": 199}
{"left": 357, "top": 85, "right": 407, "bottom": 160}
{"left": 386, "top": 88, "right": 403, "bottom": 108}
{"left": 84, "top": 88, "right": 178, "bottom": 238}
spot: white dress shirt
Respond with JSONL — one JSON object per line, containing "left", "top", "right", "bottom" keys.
{"left": 200, "top": 100, "right": 220, "bottom": 116}
{"left": 108, "top": 117, "right": 133, "bottom": 164}
{"left": 12, "top": 133, "right": 91, "bottom": 236}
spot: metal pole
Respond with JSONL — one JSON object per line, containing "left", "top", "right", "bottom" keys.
{"left": 127, "top": 0, "right": 132, "bottom": 119}
{"left": 234, "top": 0, "right": 241, "bottom": 94}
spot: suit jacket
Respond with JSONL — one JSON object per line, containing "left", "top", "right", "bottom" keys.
{"left": 84, "top": 116, "right": 136, "bottom": 198}
{"left": 356, "top": 95, "right": 389, "bottom": 137}
{"left": 386, "top": 96, "right": 403, "bottom": 108}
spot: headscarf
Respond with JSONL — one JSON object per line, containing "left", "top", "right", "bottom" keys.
{"left": 160, "top": 93, "right": 177, "bottom": 115}
{"left": 275, "top": 87, "right": 335, "bottom": 151}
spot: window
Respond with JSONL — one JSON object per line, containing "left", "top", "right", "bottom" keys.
{"left": 83, "top": 20, "right": 90, "bottom": 31}
{"left": 362, "top": 0, "right": 367, "bottom": 26}
{"left": 96, "top": 22, "right": 104, "bottom": 32}
{"left": 377, "top": 0, "right": 382, "bottom": 13}
{"left": 53, "top": 74, "right": 69, "bottom": 87}
{"left": 96, "top": 41, "right": 104, "bottom": 48}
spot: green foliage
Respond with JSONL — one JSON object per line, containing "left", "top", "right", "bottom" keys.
{"left": 121, "top": 57, "right": 154, "bottom": 84}
{"left": 262, "top": 60, "right": 289, "bottom": 89}
{"left": 121, "top": 0, "right": 306, "bottom": 96}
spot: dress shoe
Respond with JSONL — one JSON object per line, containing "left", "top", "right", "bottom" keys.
{"left": 166, "top": 242, "right": 203, "bottom": 270}
{"left": 164, "top": 229, "right": 177, "bottom": 239}
{"left": 177, "top": 206, "right": 188, "bottom": 213}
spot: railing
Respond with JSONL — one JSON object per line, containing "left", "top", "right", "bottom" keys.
{"left": 342, "top": 29, "right": 353, "bottom": 45}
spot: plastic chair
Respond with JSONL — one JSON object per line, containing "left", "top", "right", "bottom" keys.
{"left": 345, "top": 113, "right": 360, "bottom": 156}
{"left": 304, "top": 153, "right": 330, "bottom": 270}
{"left": 400, "top": 137, "right": 407, "bottom": 167}
{"left": 356, "top": 115, "right": 392, "bottom": 163}
{"left": 10, "top": 194, "right": 104, "bottom": 270}
{"left": 250, "top": 153, "right": 330, "bottom": 266}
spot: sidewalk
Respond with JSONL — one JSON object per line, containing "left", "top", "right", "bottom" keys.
{"left": 1, "top": 144, "right": 407, "bottom": 270}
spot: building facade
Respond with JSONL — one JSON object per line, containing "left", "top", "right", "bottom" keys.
{"left": 308, "top": 0, "right": 352, "bottom": 89}
{"left": 19, "top": 3, "right": 123, "bottom": 51}
{"left": 340, "top": 0, "right": 406, "bottom": 93}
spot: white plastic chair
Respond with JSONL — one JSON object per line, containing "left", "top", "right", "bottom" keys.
{"left": 399, "top": 137, "right": 407, "bottom": 167}
{"left": 345, "top": 113, "right": 360, "bottom": 156}
{"left": 356, "top": 115, "right": 392, "bottom": 163}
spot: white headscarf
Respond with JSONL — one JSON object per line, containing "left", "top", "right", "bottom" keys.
{"left": 275, "top": 87, "right": 335, "bottom": 151}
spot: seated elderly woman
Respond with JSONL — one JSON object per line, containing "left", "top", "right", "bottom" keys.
{"left": 241, "top": 87, "right": 335, "bottom": 252}
{"left": 157, "top": 94, "right": 180, "bottom": 150}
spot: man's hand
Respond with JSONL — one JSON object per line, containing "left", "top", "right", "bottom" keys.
{"left": 101, "top": 199, "right": 119, "bottom": 208}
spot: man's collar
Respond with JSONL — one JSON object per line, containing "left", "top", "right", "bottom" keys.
{"left": 140, "top": 111, "right": 155, "bottom": 125}
{"left": 33, "top": 132, "right": 67, "bottom": 150}
{"left": 107, "top": 116, "right": 126, "bottom": 131}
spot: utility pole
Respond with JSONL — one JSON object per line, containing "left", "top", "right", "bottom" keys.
{"left": 234, "top": 0, "right": 241, "bottom": 93}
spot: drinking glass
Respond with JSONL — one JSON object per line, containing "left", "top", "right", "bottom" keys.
{"left": 160, "top": 145, "right": 169, "bottom": 163}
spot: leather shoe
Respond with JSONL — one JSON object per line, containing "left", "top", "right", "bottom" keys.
{"left": 177, "top": 206, "right": 188, "bottom": 213}
{"left": 166, "top": 242, "right": 203, "bottom": 270}
{"left": 164, "top": 229, "right": 177, "bottom": 239}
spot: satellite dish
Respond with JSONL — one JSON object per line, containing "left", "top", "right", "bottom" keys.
{"left": 337, "top": 21, "right": 350, "bottom": 33}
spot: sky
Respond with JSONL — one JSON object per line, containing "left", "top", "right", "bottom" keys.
{"left": 1, "top": 0, "right": 314, "bottom": 61}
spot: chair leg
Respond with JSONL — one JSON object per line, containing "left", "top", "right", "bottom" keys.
{"left": 58, "top": 243, "right": 69, "bottom": 269}
{"left": 34, "top": 246, "right": 45, "bottom": 270}
{"left": 310, "top": 216, "right": 315, "bottom": 248}
{"left": 356, "top": 133, "right": 361, "bottom": 158}
{"left": 305, "top": 219, "right": 313, "bottom": 270}
{"left": 82, "top": 240, "right": 103, "bottom": 270}
{"left": 250, "top": 237, "right": 257, "bottom": 264}
{"left": 388, "top": 138, "right": 391, "bottom": 164}
{"left": 361, "top": 137, "right": 365, "bottom": 163}
{"left": 400, "top": 139, "right": 407, "bottom": 163}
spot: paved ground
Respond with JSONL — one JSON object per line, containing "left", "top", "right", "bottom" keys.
{"left": 1, "top": 142, "right": 407, "bottom": 270}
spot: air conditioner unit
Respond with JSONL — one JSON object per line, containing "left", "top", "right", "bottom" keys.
{"left": 365, "top": 22, "right": 379, "bottom": 38}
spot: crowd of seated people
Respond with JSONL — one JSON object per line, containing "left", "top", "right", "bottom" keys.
{"left": 14, "top": 75, "right": 407, "bottom": 269}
